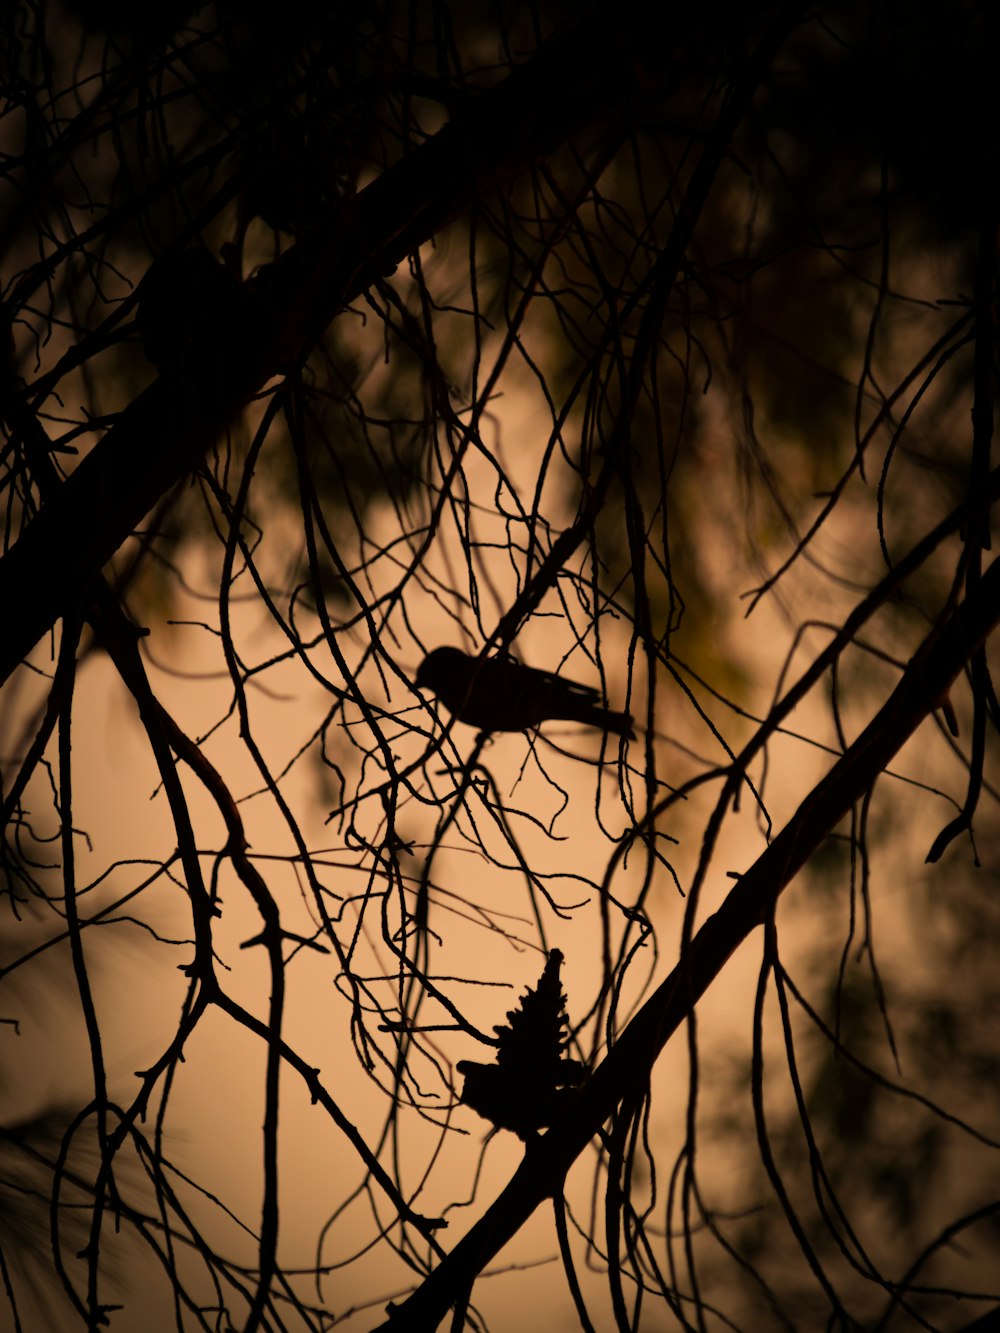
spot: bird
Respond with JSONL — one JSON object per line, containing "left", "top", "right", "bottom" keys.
{"left": 135, "top": 248, "right": 264, "bottom": 379}
{"left": 414, "top": 645, "right": 634, "bottom": 738}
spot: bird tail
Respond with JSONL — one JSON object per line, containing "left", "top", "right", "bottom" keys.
{"left": 581, "top": 706, "right": 634, "bottom": 739}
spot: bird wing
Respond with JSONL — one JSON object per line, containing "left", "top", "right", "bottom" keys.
{"left": 493, "top": 658, "right": 600, "bottom": 718}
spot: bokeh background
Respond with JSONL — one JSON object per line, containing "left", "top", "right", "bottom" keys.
{"left": 2, "top": 2, "right": 1000, "bottom": 1329}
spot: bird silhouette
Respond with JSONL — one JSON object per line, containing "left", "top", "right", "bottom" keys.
{"left": 415, "top": 645, "right": 634, "bottom": 738}
{"left": 135, "top": 248, "right": 264, "bottom": 380}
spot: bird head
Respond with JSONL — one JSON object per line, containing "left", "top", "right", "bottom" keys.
{"left": 415, "top": 645, "right": 465, "bottom": 691}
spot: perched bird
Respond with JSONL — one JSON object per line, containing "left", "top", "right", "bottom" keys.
{"left": 135, "top": 247, "right": 265, "bottom": 379}
{"left": 415, "top": 645, "right": 634, "bottom": 738}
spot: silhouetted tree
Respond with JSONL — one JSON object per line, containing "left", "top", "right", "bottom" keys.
{"left": 2, "top": 2, "right": 1000, "bottom": 1330}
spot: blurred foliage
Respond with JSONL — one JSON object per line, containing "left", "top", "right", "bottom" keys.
{"left": 2, "top": 1, "right": 1000, "bottom": 1329}
{"left": 1, "top": 1, "right": 985, "bottom": 638}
